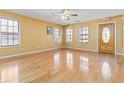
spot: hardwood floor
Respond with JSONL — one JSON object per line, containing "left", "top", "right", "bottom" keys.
{"left": 0, "top": 48, "right": 124, "bottom": 83}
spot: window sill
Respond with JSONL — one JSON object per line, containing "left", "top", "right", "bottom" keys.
{"left": 79, "top": 42, "right": 89, "bottom": 45}
{"left": 0, "top": 45, "right": 21, "bottom": 49}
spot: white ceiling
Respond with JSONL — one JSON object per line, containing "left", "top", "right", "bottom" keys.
{"left": 6, "top": 9, "right": 124, "bottom": 25}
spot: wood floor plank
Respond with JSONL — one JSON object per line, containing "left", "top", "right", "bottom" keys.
{"left": 0, "top": 48, "right": 124, "bottom": 83}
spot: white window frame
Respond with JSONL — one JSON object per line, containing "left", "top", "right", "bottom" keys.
{"left": 0, "top": 16, "right": 21, "bottom": 48}
{"left": 53, "top": 28, "right": 61, "bottom": 44}
{"left": 66, "top": 27, "right": 73, "bottom": 43}
{"left": 78, "top": 26, "right": 89, "bottom": 44}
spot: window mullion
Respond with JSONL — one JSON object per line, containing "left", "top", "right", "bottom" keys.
{"left": 7, "top": 17, "right": 8, "bottom": 47}
{"left": 13, "top": 21, "right": 14, "bottom": 46}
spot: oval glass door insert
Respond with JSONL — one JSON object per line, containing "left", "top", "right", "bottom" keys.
{"left": 102, "top": 27, "right": 110, "bottom": 43}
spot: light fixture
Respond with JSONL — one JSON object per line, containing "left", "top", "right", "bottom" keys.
{"left": 55, "top": 9, "right": 78, "bottom": 21}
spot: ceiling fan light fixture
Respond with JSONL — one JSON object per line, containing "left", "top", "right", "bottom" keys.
{"left": 57, "top": 9, "right": 78, "bottom": 21}
{"left": 62, "top": 15, "right": 70, "bottom": 20}
{"left": 62, "top": 15, "right": 65, "bottom": 20}
{"left": 65, "top": 15, "right": 70, "bottom": 20}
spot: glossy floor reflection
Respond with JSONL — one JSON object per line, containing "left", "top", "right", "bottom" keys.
{"left": 0, "top": 48, "right": 124, "bottom": 83}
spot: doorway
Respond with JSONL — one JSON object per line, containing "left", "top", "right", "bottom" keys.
{"left": 98, "top": 22, "right": 115, "bottom": 54}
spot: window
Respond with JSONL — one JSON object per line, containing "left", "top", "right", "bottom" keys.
{"left": 66, "top": 28, "right": 72, "bottom": 43}
{"left": 78, "top": 26, "right": 89, "bottom": 44}
{"left": 102, "top": 27, "right": 110, "bottom": 43}
{"left": 0, "top": 17, "right": 20, "bottom": 47}
{"left": 53, "top": 28, "right": 60, "bottom": 43}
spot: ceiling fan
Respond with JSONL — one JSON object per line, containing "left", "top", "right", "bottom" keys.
{"left": 55, "top": 9, "right": 78, "bottom": 20}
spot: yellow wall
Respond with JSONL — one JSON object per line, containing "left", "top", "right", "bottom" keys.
{"left": 0, "top": 10, "right": 123, "bottom": 57}
{"left": 0, "top": 10, "right": 64, "bottom": 57}
{"left": 64, "top": 15, "right": 124, "bottom": 54}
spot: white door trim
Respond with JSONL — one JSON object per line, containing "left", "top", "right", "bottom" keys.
{"left": 97, "top": 21, "right": 116, "bottom": 55}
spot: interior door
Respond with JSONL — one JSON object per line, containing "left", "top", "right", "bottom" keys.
{"left": 98, "top": 23, "right": 115, "bottom": 54}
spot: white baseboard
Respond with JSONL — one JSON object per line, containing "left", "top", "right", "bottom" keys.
{"left": 0, "top": 47, "right": 62, "bottom": 59}
{"left": 0, "top": 46, "right": 123, "bottom": 59}
{"left": 63, "top": 46, "right": 97, "bottom": 52}
{"left": 64, "top": 46, "right": 124, "bottom": 56}
{"left": 116, "top": 52, "right": 124, "bottom": 56}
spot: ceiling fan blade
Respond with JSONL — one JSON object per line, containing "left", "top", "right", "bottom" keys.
{"left": 70, "top": 14, "right": 78, "bottom": 16}
{"left": 53, "top": 12, "right": 64, "bottom": 16}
